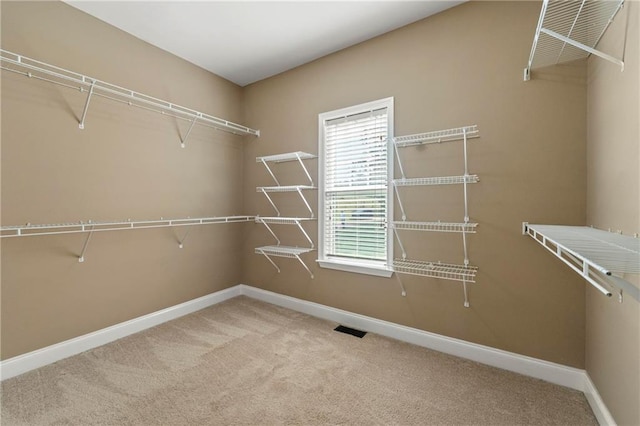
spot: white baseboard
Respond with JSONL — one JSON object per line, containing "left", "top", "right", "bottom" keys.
{"left": 238, "top": 284, "right": 616, "bottom": 425}
{"left": 0, "top": 283, "right": 616, "bottom": 425}
{"left": 584, "top": 373, "right": 617, "bottom": 426}
{"left": 0, "top": 285, "right": 242, "bottom": 381}
{"left": 237, "top": 285, "right": 585, "bottom": 390}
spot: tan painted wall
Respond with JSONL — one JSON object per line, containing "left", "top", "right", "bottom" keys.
{"left": 1, "top": 2, "right": 249, "bottom": 359}
{"left": 586, "top": 1, "right": 640, "bottom": 425}
{"left": 242, "top": 1, "right": 588, "bottom": 368}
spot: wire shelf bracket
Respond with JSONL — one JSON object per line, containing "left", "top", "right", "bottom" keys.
{"left": 0, "top": 49, "right": 260, "bottom": 138}
{"left": 256, "top": 186, "right": 316, "bottom": 218}
{"left": 1, "top": 216, "right": 255, "bottom": 262}
{"left": 523, "top": 222, "right": 640, "bottom": 302}
{"left": 524, "top": 0, "right": 625, "bottom": 81}
{"left": 256, "top": 152, "right": 317, "bottom": 218}
{"left": 257, "top": 151, "right": 316, "bottom": 186}
{"left": 255, "top": 216, "right": 315, "bottom": 248}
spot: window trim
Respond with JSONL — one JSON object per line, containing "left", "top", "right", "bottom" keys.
{"left": 317, "top": 97, "right": 394, "bottom": 277}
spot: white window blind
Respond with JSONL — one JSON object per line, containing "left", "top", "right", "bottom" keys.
{"left": 318, "top": 98, "right": 393, "bottom": 276}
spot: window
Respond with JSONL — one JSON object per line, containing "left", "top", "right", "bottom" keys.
{"left": 317, "top": 97, "right": 394, "bottom": 277}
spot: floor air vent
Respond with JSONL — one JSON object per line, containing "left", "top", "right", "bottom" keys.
{"left": 334, "top": 325, "right": 367, "bottom": 338}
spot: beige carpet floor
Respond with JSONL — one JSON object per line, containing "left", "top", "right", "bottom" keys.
{"left": 1, "top": 296, "right": 597, "bottom": 425}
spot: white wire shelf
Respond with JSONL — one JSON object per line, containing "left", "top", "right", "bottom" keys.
{"left": 255, "top": 151, "right": 317, "bottom": 267}
{"left": 255, "top": 245, "right": 315, "bottom": 278}
{"left": 393, "top": 259, "right": 478, "bottom": 282}
{"left": 0, "top": 49, "right": 260, "bottom": 138}
{"left": 256, "top": 152, "right": 317, "bottom": 163}
{"left": 0, "top": 216, "right": 255, "bottom": 238}
{"left": 256, "top": 185, "right": 317, "bottom": 193}
{"left": 394, "top": 175, "right": 479, "bottom": 187}
{"left": 255, "top": 217, "right": 315, "bottom": 248}
{"left": 524, "top": 223, "right": 640, "bottom": 301}
{"left": 255, "top": 245, "right": 315, "bottom": 257}
{"left": 392, "top": 221, "right": 478, "bottom": 233}
{"left": 2, "top": 215, "right": 255, "bottom": 263}
{"left": 255, "top": 217, "right": 316, "bottom": 225}
{"left": 394, "top": 125, "right": 479, "bottom": 148}
{"left": 524, "top": 0, "right": 625, "bottom": 81}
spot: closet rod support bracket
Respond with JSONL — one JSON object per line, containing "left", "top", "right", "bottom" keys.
{"left": 463, "top": 281, "right": 470, "bottom": 308}
{"left": 180, "top": 114, "right": 201, "bottom": 148}
{"left": 78, "top": 226, "right": 94, "bottom": 262}
{"left": 178, "top": 227, "right": 192, "bottom": 249}
{"left": 540, "top": 28, "right": 624, "bottom": 70}
{"left": 79, "top": 81, "right": 96, "bottom": 130}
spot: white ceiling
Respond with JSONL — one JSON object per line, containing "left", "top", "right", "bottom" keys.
{"left": 65, "top": 1, "right": 464, "bottom": 87}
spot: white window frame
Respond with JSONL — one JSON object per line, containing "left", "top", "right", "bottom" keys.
{"left": 317, "top": 97, "right": 394, "bottom": 277}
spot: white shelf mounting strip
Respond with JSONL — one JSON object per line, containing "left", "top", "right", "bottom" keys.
{"left": 524, "top": 223, "right": 640, "bottom": 302}
{"left": 0, "top": 49, "right": 260, "bottom": 139}
{"left": 1, "top": 216, "right": 255, "bottom": 262}
{"left": 255, "top": 245, "right": 315, "bottom": 278}
{"left": 524, "top": 0, "right": 625, "bottom": 81}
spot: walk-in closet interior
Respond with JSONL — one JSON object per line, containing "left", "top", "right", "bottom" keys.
{"left": 1, "top": 1, "right": 638, "bottom": 424}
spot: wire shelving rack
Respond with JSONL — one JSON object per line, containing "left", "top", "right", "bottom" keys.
{"left": 392, "top": 125, "right": 480, "bottom": 306}
{"left": 255, "top": 152, "right": 317, "bottom": 278}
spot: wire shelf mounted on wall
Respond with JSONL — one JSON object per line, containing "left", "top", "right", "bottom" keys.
{"left": 523, "top": 223, "right": 640, "bottom": 302}
{"left": 255, "top": 152, "right": 317, "bottom": 278}
{"left": 256, "top": 151, "right": 317, "bottom": 218}
{"left": 392, "top": 125, "right": 479, "bottom": 307}
{"left": 255, "top": 216, "right": 315, "bottom": 248}
{"left": 0, "top": 215, "right": 255, "bottom": 262}
{"left": 524, "top": 0, "right": 625, "bottom": 81}
{"left": 0, "top": 49, "right": 260, "bottom": 144}
{"left": 254, "top": 246, "right": 316, "bottom": 278}
{"left": 392, "top": 259, "right": 478, "bottom": 282}
{"left": 392, "top": 221, "right": 478, "bottom": 234}
{"left": 393, "top": 125, "right": 480, "bottom": 148}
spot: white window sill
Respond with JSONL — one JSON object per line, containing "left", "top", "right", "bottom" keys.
{"left": 317, "top": 259, "right": 394, "bottom": 278}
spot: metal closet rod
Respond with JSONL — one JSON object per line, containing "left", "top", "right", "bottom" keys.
{"left": 0, "top": 49, "right": 260, "bottom": 137}
{"left": 0, "top": 216, "right": 256, "bottom": 238}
